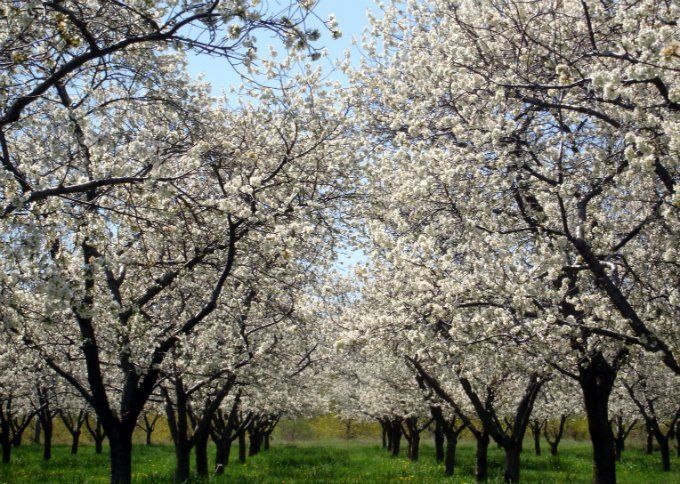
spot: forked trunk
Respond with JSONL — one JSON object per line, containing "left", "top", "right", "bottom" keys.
{"left": 71, "top": 430, "right": 81, "bottom": 455}
{"left": 86, "top": 417, "right": 106, "bottom": 455}
{"left": 545, "top": 415, "right": 567, "bottom": 457}
{"left": 11, "top": 430, "right": 23, "bottom": 447}
{"left": 646, "top": 425, "right": 654, "bottom": 454}
{"left": 614, "top": 436, "right": 623, "bottom": 461}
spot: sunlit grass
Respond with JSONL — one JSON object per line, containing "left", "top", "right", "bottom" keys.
{"left": 0, "top": 440, "right": 677, "bottom": 483}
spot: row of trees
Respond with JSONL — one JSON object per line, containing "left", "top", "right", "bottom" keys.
{"left": 1, "top": 1, "right": 351, "bottom": 483}
{"left": 326, "top": 1, "right": 679, "bottom": 483}
{"left": 328, "top": 295, "right": 679, "bottom": 481}
{"left": 0, "top": 354, "right": 313, "bottom": 480}
{"left": 1, "top": 1, "right": 678, "bottom": 484}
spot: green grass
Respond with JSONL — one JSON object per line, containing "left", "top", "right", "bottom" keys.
{"left": 0, "top": 440, "right": 677, "bottom": 483}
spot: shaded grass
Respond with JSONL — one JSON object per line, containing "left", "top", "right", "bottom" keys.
{"left": 0, "top": 440, "right": 677, "bottom": 483}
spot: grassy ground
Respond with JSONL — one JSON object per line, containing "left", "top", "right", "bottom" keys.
{"left": 0, "top": 439, "right": 677, "bottom": 483}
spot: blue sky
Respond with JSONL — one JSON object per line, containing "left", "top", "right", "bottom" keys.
{"left": 186, "top": 2, "right": 373, "bottom": 270}
{"left": 186, "top": 1, "right": 374, "bottom": 95}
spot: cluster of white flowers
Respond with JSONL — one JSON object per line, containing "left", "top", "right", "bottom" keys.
{"left": 0, "top": 1, "right": 357, "bottom": 481}
{"left": 0, "top": 1, "right": 678, "bottom": 482}
{"left": 323, "top": 0, "right": 679, "bottom": 481}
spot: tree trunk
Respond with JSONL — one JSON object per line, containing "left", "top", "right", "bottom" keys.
{"left": 391, "top": 433, "right": 400, "bottom": 457}
{"left": 610, "top": 416, "right": 632, "bottom": 462}
{"left": 110, "top": 434, "right": 133, "bottom": 484}
{"left": 249, "top": 430, "right": 256, "bottom": 456}
{"left": 385, "top": 422, "right": 393, "bottom": 453}
{"left": 475, "top": 430, "right": 489, "bottom": 481}
{"left": 42, "top": 416, "right": 52, "bottom": 461}
{"left": 249, "top": 428, "right": 262, "bottom": 456}
{"left": 71, "top": 430, "right": 81, "bottom": 455}
{"left": 614, "top": 436, "right": 623, "bottom": 461}
{"left": 381, "top": 424, "right": 387, "bottom": 450}
{"left": 390, "top": 421, "right": 402, "bottom": 457}
{"left": 86, "top": 417, "right": 106, "bottom": 454}
{"left": 215, "top": 438, "right": 231, "bottom": 475}
{"left": 580, "top": 356, "right": 617, "bottom": 484}
{"left": 658, "top": 436, "right": 670, "bottom": 472}
{"left": 646, "top": 425, "right": 654, "bottom": 454}
{"left": 504, "top": 445, "right": 521, "bottom": 483}
{"left": 545, "top": 415, "right": 567, "bottom": 457}
{"left": 142, "top": 414, "right": 157, "bottom": 446}
{"left": 11, "top": 430, "right": 23, "bottom": 447}
{"left": 443, "top": 431, "right": 458, "bottom": 476}
{"left": 531, "top": 421, "right": 541, "bottom": 456}
{"left": 195, "top": 430, "right": 209, "bottom": 478}
{"left": 0, "top": 420, "right": 10, "bottom": 464}
{"left": 174, "top": 444, "right": 191, "bottom": 483}
{"left": 0, "top": 414, "right": 10, "bottom": 463}
{"left": 238, "top": 431, "right": 246, "bottom": 463}
{"left": 584, "top": 402, "right": 617, "bottom": 484}
{"left": 410, "top": 431, "right": 420, "bottom": 461}
{"left": 1, "top": 440, "right": 9, "bottom": 464}
{"left": 33, "top": 418, "right": 41, "bottom": 445}
{"left": 264, "top": 432, "right": 271, "bottom": 451}
{"left": 434, "top": 420, "right": 444, "bottom": 462}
